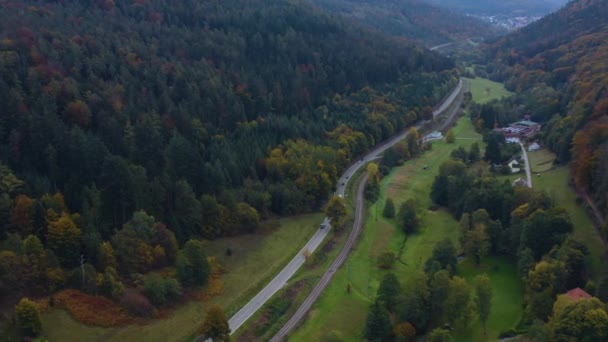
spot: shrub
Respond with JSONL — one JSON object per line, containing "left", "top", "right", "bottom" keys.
{"left": 498, "top": 328, "right": 520, "bottom": 338}
{"left": 377, "top": 252, "right": 396, "bottom": 269}
{"left": 143, "top": 274, "right": 182, "bottom": 306}
{"left": 394, "top": 322, "right": 416, "bottom": 341}
{"left": 383, "top": 198, "right": 395, "bottom": 218}
{"left": 365, "top": 182, "right": 380, "bottom": 203}
{"left": 144, "top": 274, "right": 167, "bottom": 306}
{"left": 99, "top": 267, "right": 124, "bottom": 301}
{"left": 69, "top": 263, "right": 97, "bottom": 294}
{"left": 165, "top": 277, "right": 183, "bottom": 299}
{"left": 176, "top": 240, "right": 210, "bottom": 287}
{"left": 15, "top": 298, "right": 41, "bottom": 337}
{"left": 120, "top": 289, "right": 155, "bottom": 317}
{"left": 54, "top": 289, "right": 133, "bottom": 327}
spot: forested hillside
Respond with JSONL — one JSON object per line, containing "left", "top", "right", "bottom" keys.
{"left": 307, "top": 0, "right": 501, "bottom": 45}
{"left": 0, "top": 0, "right": 456, "bottom": 333}
{"left": 487, "top": 0, "right": 608, "bottom": 229}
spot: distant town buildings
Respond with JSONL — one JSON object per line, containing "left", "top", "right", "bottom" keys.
{"left": 495, "top": 120, "right": 541, "bottom": 139}
{"left": 474, "top": 15, "right": 542, "bottom": 30}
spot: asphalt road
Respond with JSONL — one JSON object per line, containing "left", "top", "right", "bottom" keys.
{"left": 270, "top": 174, "right": 369, "bottom": 342}
{"left": 519, "top": 142, "right": 533, "bottom": 188}
{"left": 196, "top": 78, "right": 465, "bottom": 342}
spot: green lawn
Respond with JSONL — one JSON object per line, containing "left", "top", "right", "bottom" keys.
{"left": 41, "top": 214, "right": 323, "bottom": 342}
{"left": 533, "top": 167, "right": 605, "bottom": 279}
{"left": 289, "top": 118, "right": 485, "bottom": 341}
{"left": 465, "top": 77, "right": 513, "bottom": 104}
{"left": 455, "top": 257, "right": 523, "bottom": 341}
{"left": 528, "top": 148, "right": 556, "bottom": 173}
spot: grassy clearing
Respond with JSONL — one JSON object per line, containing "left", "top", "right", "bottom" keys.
{"left": 289, "top": 117, "right": 486, "bottom": 341}
{"left": 455, "top": 257, "right": 523, "bottom": 341}
{"left": 465, "top": 77, "right": 513, "bottom": 104}
{"left": 533, "top": 167, "right": 605, "bottom": 279}
{"left": 528, "top": 148, "right": 557, "bottom": 173}
{"left": 41, "top": 214, "right": 323, "bottom": 342}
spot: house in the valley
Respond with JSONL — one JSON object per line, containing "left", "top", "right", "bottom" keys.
{"left": 494, "top": 120, "right": 541, "bottom": 139}
{"left": 508, "top": 158, "right": 521, "bottom": 173}
{"left": 528, "top": 142, "right": 541, "bottom": 152}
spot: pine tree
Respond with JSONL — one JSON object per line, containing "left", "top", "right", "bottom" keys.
{"left": 474, "top": 274, "right": 493, "bottom": 335}
{"left": 15, "top": 298, "right": 42, "bottom": 337}
{"left": 446, "top": 129, "right": 455, "bottom": 144}
{"left": 377, "top": 273, "right": 401, "bottom": 311}
{"left": 199, "top": 304, "right": 230, "bottom": 341}
{"left": 383, "top": 198, "right": 395, "bottom": 218}
{"left": 364, "top": 301, "right": 392, "bottom": 341}
{"left": 398, "top": 199, "right": 420, "bottom": 234}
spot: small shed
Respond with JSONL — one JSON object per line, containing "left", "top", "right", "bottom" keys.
{"left": 528, "top": 142, "right": 541, "bottom": 152}
{"left": 513, "top": 178, "right": 527, "bottom": 187}
{"left": 508, "top": 159, "right": 521, "bottom": 173}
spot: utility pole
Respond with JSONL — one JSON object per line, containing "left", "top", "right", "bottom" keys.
{"left": 80, "top": 255, "right": 85, "bottom": 290}
{"left": 348, "top": 262, "right": 351, "bottom": 282}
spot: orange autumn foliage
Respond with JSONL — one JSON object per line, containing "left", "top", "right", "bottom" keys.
{"left": 10, "top": 194, "right": 35, "bottom": 235}
{"left": 62, "top": 100, "right": 91, "bottom": 127}
{"left": 53, "top": 289, "right": 135, "bottom": 327}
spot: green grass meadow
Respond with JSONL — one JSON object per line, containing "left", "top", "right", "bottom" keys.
{"left": 533, "top": 166, "right": 605, "bottom": 279}
{"left": 465, "top": 77, "right": 514, "bottom": 104}
{"left": 289, "top": 78, "right": 603, "bottom": 341}
{"left": 528, "top": 148, "right": 557, "bottom": 173}
{"left": 41, "top": 214, "right": 323, "bottom": 342}
{"left": 455, "top": 257, "right": 523, "bottom": 342}
{"left": 290, "top": 117, "right": 524, "bottom": 341}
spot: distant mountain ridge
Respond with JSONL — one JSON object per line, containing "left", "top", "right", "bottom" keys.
{"left": 306, "top": 0, "right": 502, "bottom": 45}
{"left": 425, "top": 0, "right": 568, "bottom": 16}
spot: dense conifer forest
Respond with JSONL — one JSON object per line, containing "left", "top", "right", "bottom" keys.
{"left": 0, "top": 0, "right": 456, "bottom": 330}
{"left": 305, "top": 0, "right": 501, "bottom": 45}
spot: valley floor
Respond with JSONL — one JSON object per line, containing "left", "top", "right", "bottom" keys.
{"left": 289, "top": 117, "right": 525, "bottom": 341}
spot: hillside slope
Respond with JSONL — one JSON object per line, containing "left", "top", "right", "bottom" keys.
{"left": 0, "top": 0, "right": 457, "bottom": 327}
{"left": 426, "top": 0, "right": 567, "bottom": 16}
{"left": 487, "top": 0, "right": 608, "bottom": 227}
{"left": 306, "top": 0, "right": 501, "bottom": 45}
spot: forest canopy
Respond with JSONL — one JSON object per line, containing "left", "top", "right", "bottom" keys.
{"left": 0, "top": 0, "right": 456, "bottom": 318}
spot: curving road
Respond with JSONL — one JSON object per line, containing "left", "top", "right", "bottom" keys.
{"left": 430, "top": 42, "right": 453, "bottom": 51}
{"left": 196, "top": 78, "right": 465, "bottom": 342}
{"left": 270, "top": 174, "right": 369, "bottom": 342}
{"left": 518, "top": 142, "right": 533, "bottom": 188}
{"left": 270, "top": 79, "right": 468, "bottom": 341}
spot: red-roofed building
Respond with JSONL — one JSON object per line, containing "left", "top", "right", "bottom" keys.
{"left": 565, "top": 287, "right": 592, "bottom": 301}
